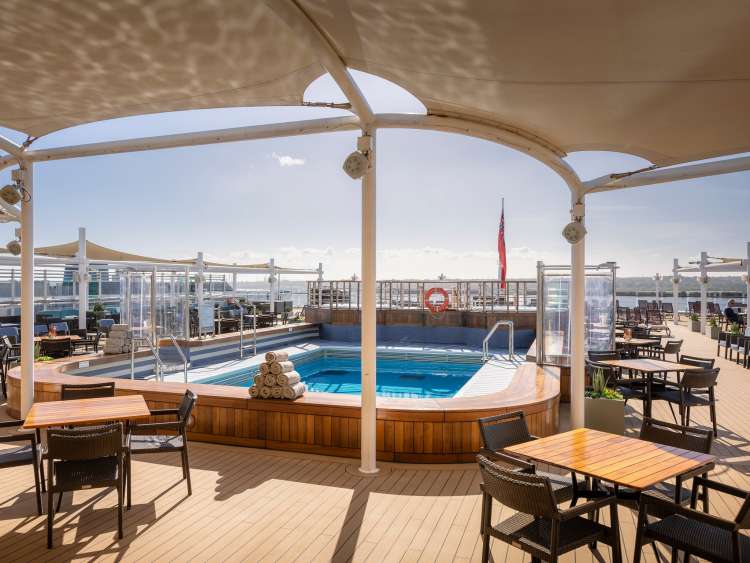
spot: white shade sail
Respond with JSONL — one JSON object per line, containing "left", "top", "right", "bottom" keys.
{"left": 1, "top": 1, "right": 749, "bottom": 167}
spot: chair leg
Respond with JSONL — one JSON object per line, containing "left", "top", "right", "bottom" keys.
{"left": 710, "top": 403, "right": 718, "bottom": 437}
{"left": 126, "top": 452, "right": 132, "bottom": 509}
{"left": 666, "top": 402, "right": 678, "bottom": 425}
{"left": 47, "top": 482, "right": 54, "bottom": 548}
{"left": 182, "top": 447, "right": 192, "bottom": 496}
{"left": 56, "top": 492, "right": 63, "bottom": 513}
{"left": 610, "top": 503, "right": 622, "bottom": 563}
{"left": 32, "top": 456, "right": 43, "bottom": 516}
{"left": 117, "top": 482, "right": 124, "bottom": 539}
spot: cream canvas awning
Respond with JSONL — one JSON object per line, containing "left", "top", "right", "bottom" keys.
{"left": 1, "top": 1, "right": 749, "bottom": 167}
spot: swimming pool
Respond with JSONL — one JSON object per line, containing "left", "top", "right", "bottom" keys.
{"left": 195, "top": 348, "right": 484, "bottom": 398}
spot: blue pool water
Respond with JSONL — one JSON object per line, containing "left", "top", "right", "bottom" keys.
{"left": 196, "top": 348, "right": 483, "bottom": 398}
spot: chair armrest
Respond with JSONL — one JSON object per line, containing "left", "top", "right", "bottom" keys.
{"left": 676, "top": 462, "right": 715, "bottom": 484}
{"left": 558, "top": 495, "right": 617, "bottom": 521}
{"left": 479, "top": 448, "right": 535, "bottom": 473}
{"left": 0, "top": 433, "right": 36, "bottom": 445}
{"left": 692, "top": 476, "right": 749, "bottom": 499}
{"left": 640, "top": 491, "right": 735, "bottom": 531}
{"left": 0, "top": 419, "right": 24, "bottom": 429}
{"left": 148, "top": 408, "right": 180, "bottom": 417}
{"left": 130, "top": 421, "right": 181, "bottom": 432}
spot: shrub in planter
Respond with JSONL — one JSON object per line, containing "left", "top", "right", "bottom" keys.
{"left": 690, "top": 313, "right": 701, "bottom": 332}
{"left": 584, "top": 368, "right": 625, "bottom": 435}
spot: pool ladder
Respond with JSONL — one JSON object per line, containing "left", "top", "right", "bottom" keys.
{"left": 482, "top": 320, "right": 514, "bottom": 362}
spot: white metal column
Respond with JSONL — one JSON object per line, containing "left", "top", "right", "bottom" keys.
{"left": 20, "top": 163, "right": 34, "bottom": 417}
{"left": 699, "top": 251, "right": 708, "bottom": 334}
{"left": 672, "top": 259, "right": 680, "bottom": 324}
{"left": 569, "top": 194, "right": 586, "bottom": 429}
{"left": 746, "top": 243, "right": 750, "bottom": 310}
{"left": 78, "top": 227, "right": 88, "bottom": 330}
{"left": 317, "top": 262, "right": 323, "bottom": 307}
{"left": 360, "top": 130, "right": 378, "bottom": 474}
{"left": 654, "top": 273, "right": 661, "bottom": 304}
{"left": 196, "top": 252, "right": 204, "bottom": 306}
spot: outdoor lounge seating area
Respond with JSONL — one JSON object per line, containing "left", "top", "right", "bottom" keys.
{"left": 0, "top": 322, "right": 747, "bottom": 560}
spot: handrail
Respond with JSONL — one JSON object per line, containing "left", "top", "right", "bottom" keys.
{"left": 483, "top": 320, "right": 514, "bottom": 362}
{"left": 169, "top": 334, "right": 189, "bottom": 383}
{"left": 143, "top": 335, "right": 167, "bottom": 382}
{"left": 238, "top": 304, "right": 258, "bottom": 358}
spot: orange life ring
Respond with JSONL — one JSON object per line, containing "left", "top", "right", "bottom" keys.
{"left": 424, "top": 287, "right": 450, "bottom": 313}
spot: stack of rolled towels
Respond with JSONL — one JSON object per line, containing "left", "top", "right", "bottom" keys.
{"left": 249, "top": 351, "right": 306, "bottom": 400}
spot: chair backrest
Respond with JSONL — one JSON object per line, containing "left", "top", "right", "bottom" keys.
{"left": 681, "top": 368, "right": 719, "bottom": 390}
{"left": 679, "top": 354, "right": 715, "bottom": 369}
{"left": 588, "top": 350, "right": 618, "bottom": 362}
{"left": 632, "top": 326, "right": 650, "bottom": 339}
{"left": 639, "top": 417, "right": 713, "bottom": 454}
{"left": 0, "top": 326, "right": 19, "bottom": 342}
{"left": 662, "top": 340, "right": 683, "bottom": 355}
{"left": 98, "top": 319, "right": 114, "bottom": 329}
{"left": 178, "top": 389, "right": 198, "bottom": 427}
{"left": 477, "top": 411, "right": 532, "bottom": 451}
{"left": 61, "top": 381, "right": 116, "bottom": 401}
{"left": 40, "top": 338, "right": 71, "bottom": 355}
{"left": 477, "top": 455, "right": 558, "bottom": 518}
{"left": 47, "top": 423, "right": 123, "bottom": 461}
{"left": 34, "top": 324, "right": 49, "bottom": 336}
{"left": 49, "top": 321, "right": 69, "bottom": 335}
{"left": 661, "top": 303, "right": 673, "bottom": 313}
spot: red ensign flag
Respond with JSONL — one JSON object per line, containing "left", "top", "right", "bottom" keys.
{"left": 498, "top": 199, "right": 507, "bottom": 289}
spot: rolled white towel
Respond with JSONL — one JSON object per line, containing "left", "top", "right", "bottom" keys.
{"left": 271, "top": 386, "right": 283, "bottom": 399}
{"left": 259, "top": 386, "right": 272, "bottom": 399}
{"left": 276, "top": 371, "right": 301, "bottom": 386}
{"left": 253, "top": 373, "right": 264, "bottom": 386}
{"left": 282, "top": 382, "right": 306, "bottom": 400}
{"left": 249, "top": 385, "right": 259, "bottom": 398}
{"left": 270, "top": 361, "right": 294, "bottom": 375}
{"left": 263, "top": 373, "right": 277, "bottom": 387}
{"left": 265, "top": 351, "right": 289, "bottom": 362}
{"left": 259, "top": 363, "right": 270, "bottom": 375}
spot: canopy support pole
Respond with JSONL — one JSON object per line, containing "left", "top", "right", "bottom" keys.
{"left": 360, "top": 130, "right": 378, "bottom": 475}
{"left": 78, "top": 227, "right": 88, "bottom": 331}
{"left": 569, "top": 193, "right": 586, "bottom": 429}
{"left": 699, "top": 252, "right": 708, "bottom": 334}
{"left": 746, "top": 243, "right": 750, "bottom": 310}
{"left": 672, "top": 259, "right": 680, "bottom": 324}
{"left": 20, "top": 162, "right": 34, "bottom": 417}
{"left": 317, "top": 262, "right": 323, "bottom": 307}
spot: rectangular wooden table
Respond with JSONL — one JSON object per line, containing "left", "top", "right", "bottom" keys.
{"left": 505, "top": 428, "right": 715, "bottom": 491}
{"left": 23, "top": 395, "right": 151, "bottom": 429}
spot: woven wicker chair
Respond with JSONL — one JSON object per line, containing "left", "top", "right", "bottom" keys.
{"left": 46, "top": 423, "right": 125, "bottom": 548}
{"left": 651, "top": 368, "right": 719, "bottom": 436}
{"left": 477, "top": 411, "right": 584, "bottom": 504}
{"left": 60, "top": 381, "right": 115, "bottom": 401}
{"left": 0, "top": 419, "right": 45, "bottom": 515}
{"left": 477, "top": 455, "right": 621, "bottom": 563}
{"left": 679, "top": 354, "right": 715, "bottom": 370}
{"left": 126, "top": 390, "right": 196, "bottom": 508}
{"left": 634, "top": 479, "right": 750, "bottom": 563}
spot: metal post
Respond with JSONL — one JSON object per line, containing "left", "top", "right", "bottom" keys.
{"left": 184, "top": 266, "right": 190, "bottom": 339}
{"left": 10, "top": 269, "right": 16, "bottom": 302}
{"left": 20, "top": 163, "right": 34, "bottom": 417}
{"left": 252, "top": 304, "right": 257, "bottom": 355}
{"left": 569, "top": 195, "right": 586, "bottom": 429}
{"left": 78, "top": 227, "right": 88, "bottom": 331}
{"left": 672, "top": 259, "right": 680, "bottom": 324}
{"left": 699, "top": 251, "right": 708, "bottom": 334}
{"left": 196, "top": 252, "right": 204, "bottom": 307}
{"left": 239, "top": 303, "right": 244, "bottom": 359}
{"left": 151, "top": 266, "right": 159, "bottom": 380}
{"left": 359, "top": 130, "right": 378, "bottom": 475}
{"left": 43, "top": 269, "right": 48, "bottom": 305}
{"left": 317, "top": 262, "right": 323, "bottom": 307}
{"left": 536, "top": 261, "right": 544, "bottom": 365}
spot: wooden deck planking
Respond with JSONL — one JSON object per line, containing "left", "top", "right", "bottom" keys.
{"left": 0, "top": 322, "right": 748, "bottom": 561}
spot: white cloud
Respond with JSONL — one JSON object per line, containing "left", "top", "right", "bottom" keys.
{"left": 272, "top": 152, "right": 305, "bottom": 167}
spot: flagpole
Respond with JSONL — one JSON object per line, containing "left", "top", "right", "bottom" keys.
{"left": 498, "top": 198, "right": 504, "bottom": 280}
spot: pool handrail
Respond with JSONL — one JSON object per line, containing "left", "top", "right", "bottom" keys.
{"left": 483, "top": 320, "right": 514, "bottom": 362}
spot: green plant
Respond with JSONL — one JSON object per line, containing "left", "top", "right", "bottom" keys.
{"left": 689, "top": 313, "right": 699, "bottom": 322}
{"left": 92, "top": 302, "right": 105, "bottom": 313}
{"left": 708, "top": 317, "right": 718, "bottom": 328}
{"left": 730, "top": 322, "right": 742, "bottom": 335}
{"left": 586, "top": 367, "right": 623, "bottom": 400}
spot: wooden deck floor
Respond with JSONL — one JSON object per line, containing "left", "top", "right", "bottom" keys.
{"left": 0, "top": 322, "right": 748, "bottom": 561}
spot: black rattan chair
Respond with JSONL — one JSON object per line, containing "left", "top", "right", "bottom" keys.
{"left": 46, "top": 423, "right": 125, "bottom": 548}
{"left": 40, "top": 338, "right": 72, "bottom": 359}
{"left": 680, "top": 354, "right": 716, "bottom": 370}
{"left": 0, "top": 419, "right": 45, "bottom": 515}
{"left": 477, "top": 455, "right": 622, "bottom": 563}
{"left": 1, "top": 335, "right": 20, "bottom": 395}
{"left": 634, "top": 479, "right": 750, "bottom": 563}
{"left": 651, "top": 368, "right": 719, "bottom": 436}
{"left": 477, "top": 411, "right": 584, "bottom": 504}
{"left": 126, "top": 389, "right": 196, "bottom": 507}
{"left": 60, "top": 381, "right": 115, "bottom": 401}
{"left": 72, "top": 331, "right": 102, "bottom": 354}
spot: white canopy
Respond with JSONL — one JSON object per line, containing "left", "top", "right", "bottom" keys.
{"left": 2, "top": 1, "right": 750, "bottom": 166}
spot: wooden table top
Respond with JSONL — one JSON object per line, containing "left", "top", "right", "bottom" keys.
{"left": 34, "top": 335, "right": 81, "bottom": 342}
{"left": 598, "top": 358, "right": 703, "bottom": 374}
{"left": 505, "top": 428, "right": 716, "bottom": 490}
{"left": 23, "top": 395, "right": 150, "bottom": 429}
{"left": 615, "top": 337, "right": 660, "bottom": 346}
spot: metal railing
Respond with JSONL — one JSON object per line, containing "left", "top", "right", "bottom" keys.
{"left": 238, "top": 305, "right": 258, "bottom": 358}
{"left": 306, "top": 279, "right": 537, "bottom": 312}
{"left": 129, "top": 334, "right": 168, "bottom": 381}
{"left": 169, "top": 334, "right": 189, "bottom": 383}
{"left": 482, "top": 320, "right": 514, "bottom": 362}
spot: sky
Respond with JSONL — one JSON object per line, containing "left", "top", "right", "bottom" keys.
{"left": 0, "top": 71, "right": 748, "bottom": 281}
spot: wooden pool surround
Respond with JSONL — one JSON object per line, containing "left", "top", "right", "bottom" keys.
{"left": 7, "top": 353, "right": 559, "bottom": 463}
